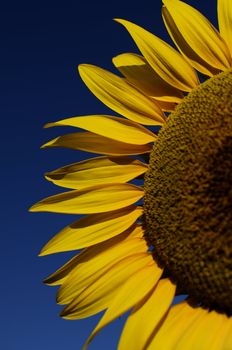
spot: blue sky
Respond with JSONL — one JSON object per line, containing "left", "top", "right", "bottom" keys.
{"left": 2, "top": 0, "right": 217, "bottom": 349}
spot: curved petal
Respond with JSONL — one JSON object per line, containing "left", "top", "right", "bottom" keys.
{"left": 162, "top": 6, "right": 221, "bottom": 76}
{"left": 41, "top": 132, "right": 152, "bottom": 156}
{"left": 43, "top": 225, "right": 146, "bottom": 286}
{"left": 218, "top": 0, "right": 232, "bottom": 57}
{"left": 45, "top": 115, "right": 156, "bottom": 145}
{"left": 155, "top": 100, "right": 177, "bottom": 112}
{"left": 39, "top": 206, "right": 143, "bottom": 255}
{"left": 60, "top": 253, "right": 152, "bottom": 319}
{"left": 29, "top": 183, "right": 144, "bottom": 214}
{"left": 148, "top": 302, "right": 204, "bottom": 349}
{"left": 112, "top": 53, "right": 183, "bottom": 103}
{"left": 162, "top": 0, "right": 231, "bottom": 72}
{"left": 115, "top": 18, "right": 199, "bottom": 92}
{"left": 56, "top": 226, "right": 147, "bottom": 304}
{"left": 118, "top": 279, "right": 176, "bottom": 350}
{"left": 174, "top": 310, "right": 227, "bottom": 350}
{"left": 84, "top": 259, "right": 163, "bottom": 348}
{"left": 223, "top": 318, "right": 232, "bottom": 349}
{"left": 78, "top": 64, "right": 165, "bottom": 126}
{"left": 45, "top": 156, "right": 148, "bottom": 190}
{"left": 201, "top": 315, "right": 232, "bottom": 350}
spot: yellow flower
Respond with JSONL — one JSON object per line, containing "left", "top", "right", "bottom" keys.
{"left": 30, "top": 0, "right": 232, "bottom": 348}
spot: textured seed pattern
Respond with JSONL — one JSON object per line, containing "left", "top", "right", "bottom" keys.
{"left": 144, "top": 69, "right": 232, "bottom": 315}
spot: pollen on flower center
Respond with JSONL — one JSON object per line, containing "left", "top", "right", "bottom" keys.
{"left": 144, "top": 69, "right": 232, "bottom": 315}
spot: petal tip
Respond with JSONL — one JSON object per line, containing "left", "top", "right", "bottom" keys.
{"left": 29, "top": 204, "right": 37, "bottom": 212}
{"left": 41, "top": 138, "right": 56, "bottom": 148}
{"left": 38, "top": 247, "right": 48, "bottom": 256}
{"left": 43, "top": 122, "right": 53, "bottom": 129}
{"left": 113, "top": 18, "right": 129, "bottom": 27}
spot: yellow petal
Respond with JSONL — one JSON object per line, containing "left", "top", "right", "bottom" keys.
{"left": 162, "top": 0, "right": 231, "bottom": 72}
{"left": 45, "top": 225, "right": 146, "bottom": 287}
{"left": 218, "top": 0, "right": 232, "bottom": 57}
{"left": 30, "top": 183, "right": 144, "bottom": 214}
{"left": 206, "top": 315, "right": 232, "bottom": 350}
{"left": 45, "top": 115, "right": 155, "bottom": 145}
{"left": 41, "top": 132, "right": 152, "bottom": 156}
{"left": 84, "top": 259, "right": 163, "bottom": 348}
{"left": 115, "top": 19, "right": 198, "bottom": 92}
{"left": 40, "top": 206, "right": 143, "bottom": 255}
{"left": 43, "top": 253, "right": 80, "bottom": 286}
{"left": 223, "top": 318, "right": 232, "bottom": 349}
{"left": 118, "top": 278, "right": 176, "bottom": 350}
{"left": 162, "top": 6, "right": 220, "bottom": 76}
{"left": 149, "top": 301, "right": 203, "bottom": 349}
{"left": 57, "top": 226, "right": 147, "bottom": 304}
{"left": 154, "top": 100, "right": 177, "bottom": 112}
{"left": 78, "top": 64, "right": 165, "bottom": 126}
{"left": 112, "top": 53, "right": 183, "bottom": 103}
{"left": 174, "top": 310, "right": 227, "bottom": 350}
{"left": 45, "top": 156, "right": 148, "bottom": 190}
{"left": 60, "top": 253, "right": 153, "bottom": 319}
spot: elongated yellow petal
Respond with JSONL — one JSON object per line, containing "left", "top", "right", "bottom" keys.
{"left": 45, "top": 115, "right": 156, "bottom": 145}
{"left": 57, "top": 227, "right": 148, "bottom": 304}
{"left": 45, "top": 156, "right": 148, "bottom": 190}
{"left": 162, "top": 0, "right": 231, "bottom": 72}
{"left": 30, "top": 183, "right": 144, "bottom": 214}
{"left": 78, "top": 64, "right": 165, "bottom": 126}
{"left": 40, "top": 206, "right": 143, "bottom": 255}
{"left": 118, "top": 278, "right": 176, "bottom": 350}
{"left": 223, "top": 318, "right": 232, "bottom": 349}
{"left": 45, "top": 225, "right": 145, "bottom": 287}
{"left": 84, "top": 259, "right": 163, "bottom": 348}
{"left": 113, "top": 53, "right": 183, "bottom": 103}
{"left": 115, "top": 19, "right": 198, "bottom": 92}
{"left": 148, "top": 302, "right": 203, "bottom": 349}
{"left": 155, "top": 100, "right": 177, "bottom": 112}
{"left": 218, "top": 0, "right": 232, "bottom": 56}
{"left": 61, "top": 253, "right": 152, "bottom": 319}
{"left": 41, "top": 132, "right": 152, "bottom": 156}
{"left": 202, "top": 315, "right": 231, "bottom": 350}
{"left": 174, "top": 310, "right": 227, "bottom": 350}
{"left": 162, "top": 6, "right": 220, "bottom": 76}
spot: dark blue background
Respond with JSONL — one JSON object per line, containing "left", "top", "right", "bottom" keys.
{"left": 2, "top": 0, "right": 217, "bottom": 349}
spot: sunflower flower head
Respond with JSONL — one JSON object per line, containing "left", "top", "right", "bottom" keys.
{"left": 145, "top": 69, "right": 232, "bottom": 315}
{"left": 31, "top": 0, "right": 232, "bottom": 348}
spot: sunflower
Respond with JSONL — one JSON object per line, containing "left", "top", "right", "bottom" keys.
{"left": 30, "top": 0, "right": 232, "bottom": 348}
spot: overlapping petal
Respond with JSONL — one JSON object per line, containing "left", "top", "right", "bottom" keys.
{"left": 218, "top": 0, "right": 232, "bottom": 56}
{"left": 40, "top": 206, "right": 143, "bottom": 254}
{"left": 118, "top": 279, "right": 176, "bottom": 350}
{"left": 45, "top": 115, "right": 156, "bottom": 145}
{"left": 41, "top": 132, "right": 152, "bottom": 156}
{"left": 45, "top": 156, "right": 148, "bottom": 189}
{"left": 223, "top": 319, "right": 232, "bottom": 349}
{"left": 113, "top": 53, "right": 183, "bottom": 103}
{"left": 44, "top": 225, "right": 146, "bottom": 287}
{"left": 115, "top": 19, "right": 199, "bottom": 92}
{"left": 148, "top": 302, "right": 203, "bottom": 349}
{"left": 60, "top": 253, "right": 153, "bottom": 319}
{"left": 162, "top": 6, "right": 220, "bottom": 76}
{"left": 84, "top": 259, "right": 163, "bottom": 348}
{"left": 156, "top": 100, "right": 177, "bottom": 112}
{"left": 78, "top": 64, "right": 165, "bottom": 126}
{"left": 173, "top": 310, "right": 228, "bottom": 350}
{"left": 56, "top": 226, "right": 147, "bottom": 304}
{"left": 162, "top": 0, "right": 231, "bottom": 73}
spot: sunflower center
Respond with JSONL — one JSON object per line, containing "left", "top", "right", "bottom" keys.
{"left": 144, "top": 69, "right": 232, "bottom": 315}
